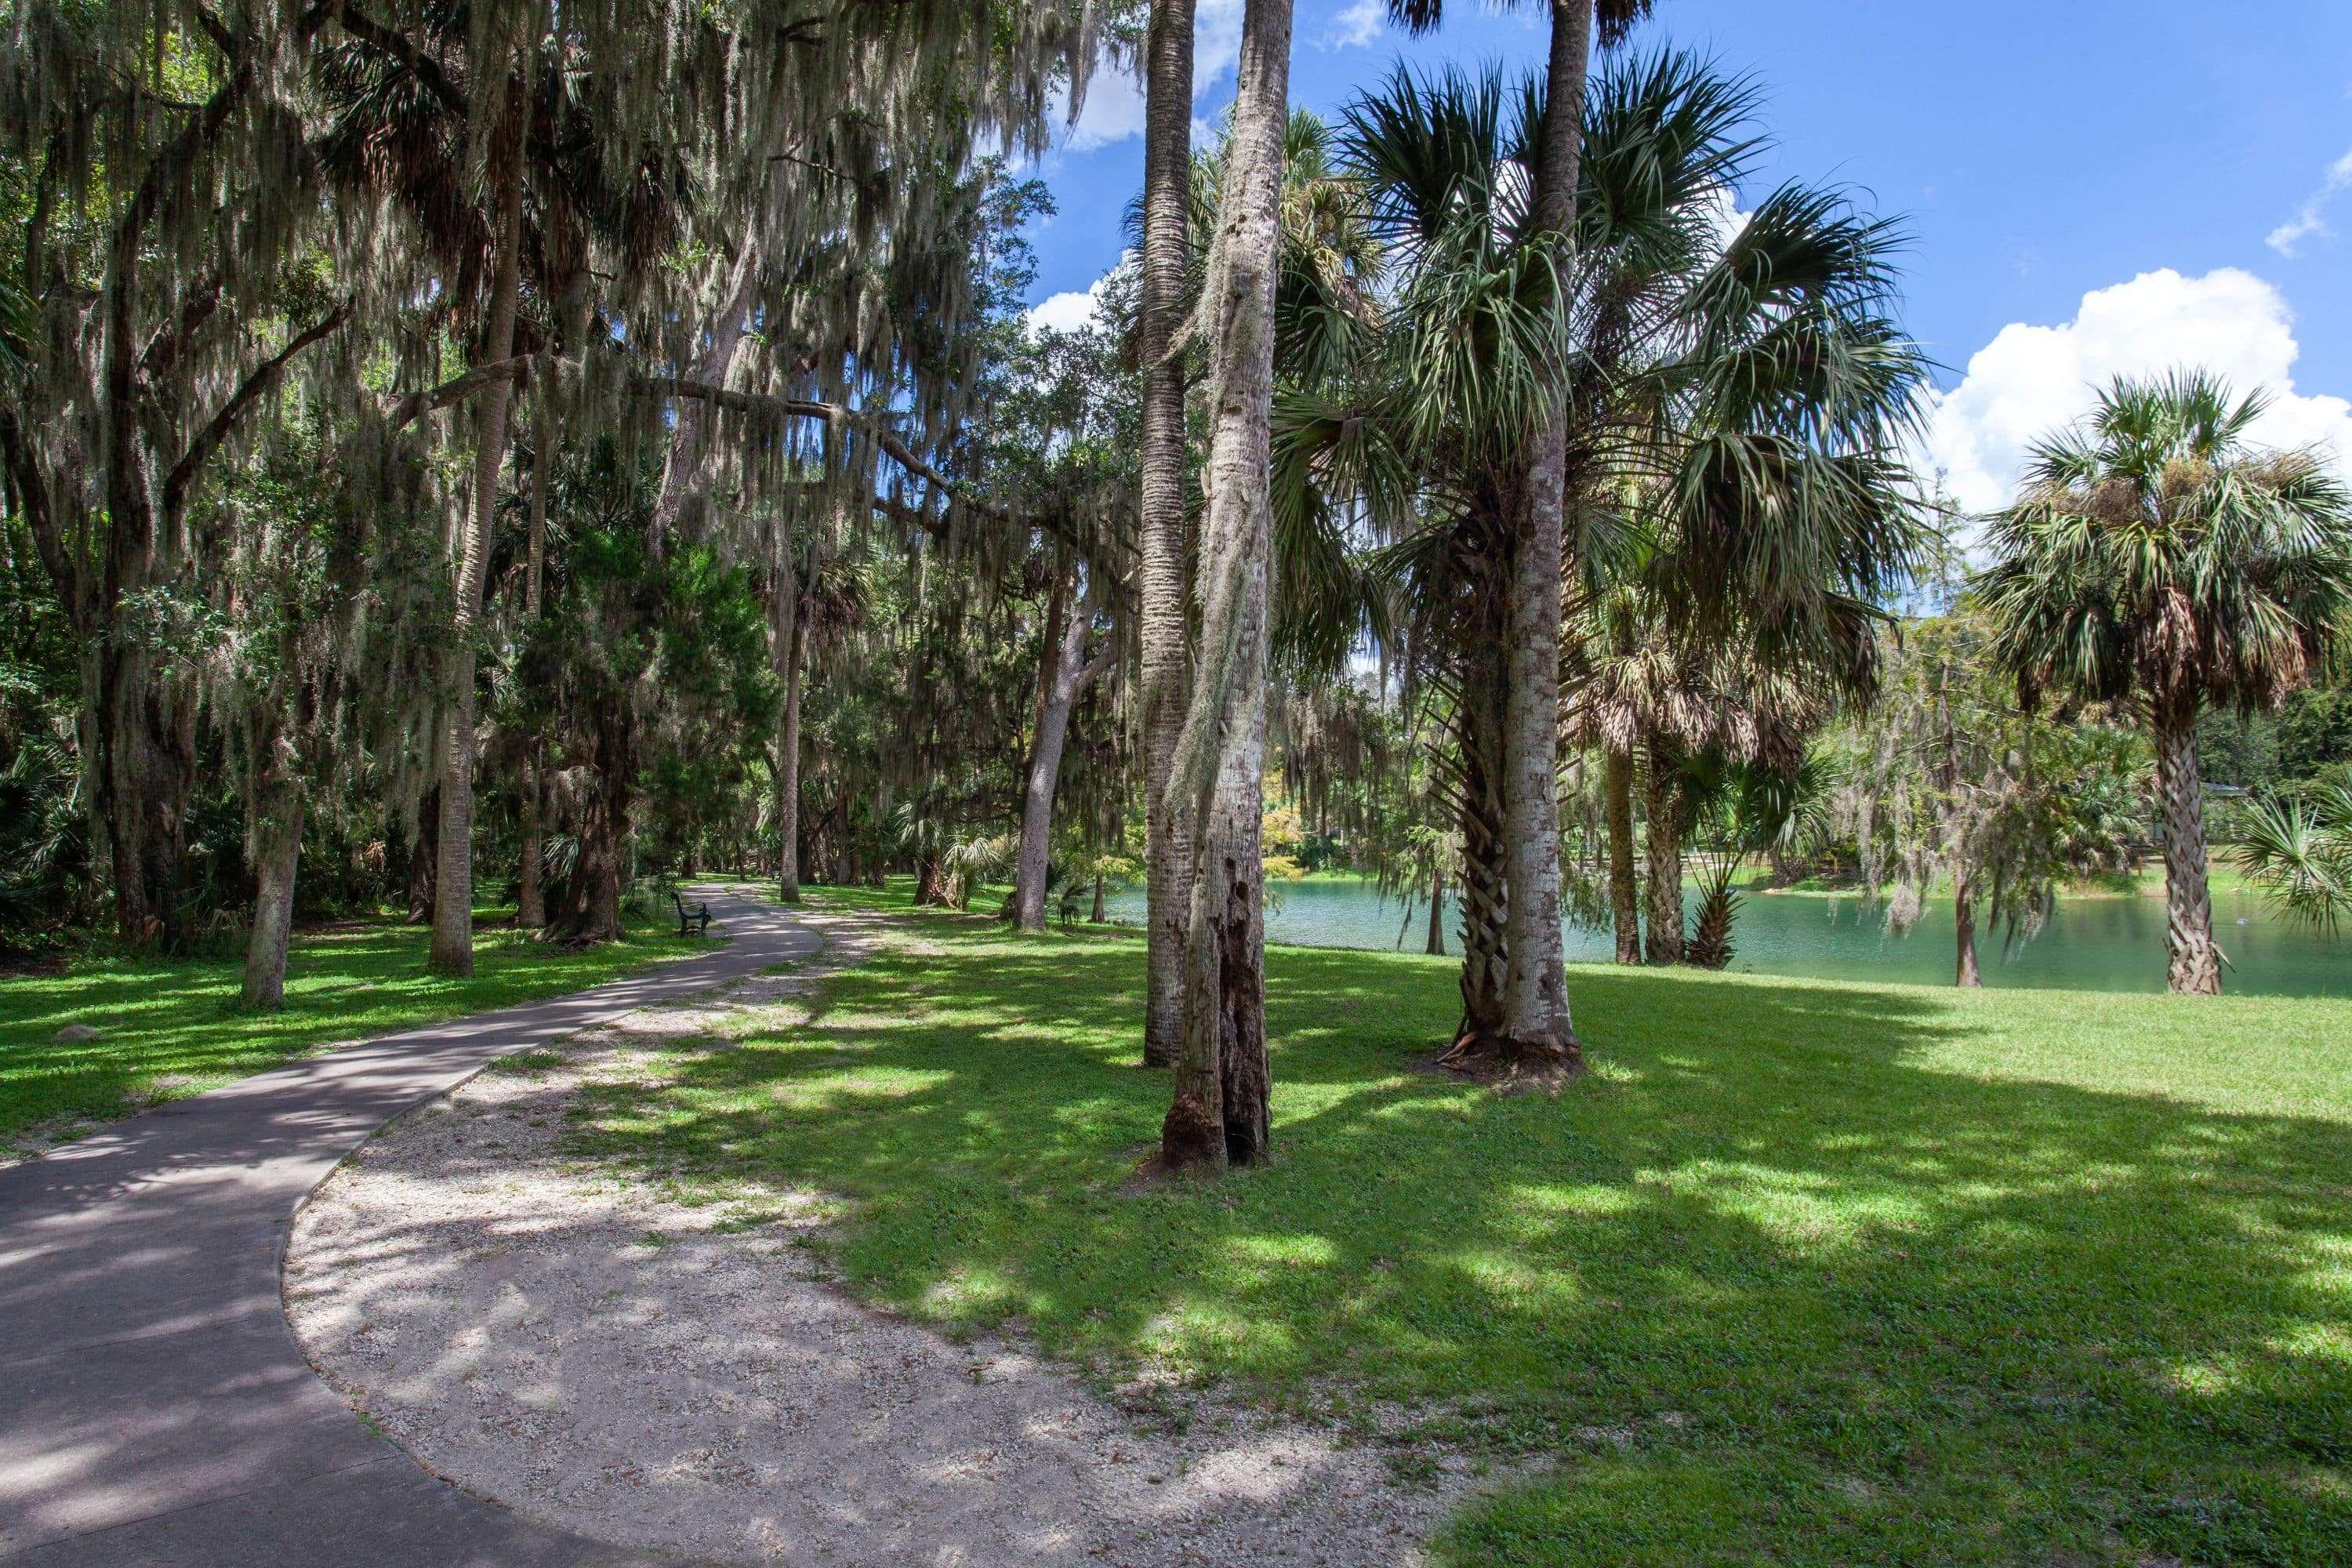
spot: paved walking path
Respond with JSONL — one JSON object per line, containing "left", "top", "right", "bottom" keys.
{"left": 0, "top": 887, "right": 814, "bottom": 1567}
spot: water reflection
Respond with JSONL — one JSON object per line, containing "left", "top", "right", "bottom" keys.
{"left": 1105, "top": 877, "right": 2351, "bottom": 997}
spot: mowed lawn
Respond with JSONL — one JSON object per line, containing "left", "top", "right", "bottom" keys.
{"left": 576, "top": 882, "right": 2352, "bottom": 1566}
{"left": 0, "top": 912, "right": 699, "bottom": 1150}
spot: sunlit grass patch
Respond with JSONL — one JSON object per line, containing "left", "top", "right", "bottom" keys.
{"left": 0, "top": 909, "right": 698, "bottom": 1145}
{"left": 572, "top": 877, "right": 2352, "bottom": 1566}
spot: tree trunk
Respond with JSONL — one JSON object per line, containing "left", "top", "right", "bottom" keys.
{"left": 652, "top": 244, "right": 764, "bottom": 549}
{"left": 1014, "top": 564, "right": 1072, "bottom": 931}
{"left": 517, "top": 402, "right": 552, "bottom": 930}
{"left": 241, "top": 731, "right": 304, "bottom": 1011}
{"left": 1606, "top": 745, "right": 1640, "bottom": 964}
{"left": 1454, "top": 691, "right": 1509, "bottom": 1043}
{"left": 1643, "top": 746, "right": 1685, "bottom": 964}
{"left": 1495, "top": 0, "right": 1594, "bottom": 1072}
{"left": 1139, "top": 0, "right": 1199, "bottom": 1071}
{"left": 1953, "top": 866, "right": 1982, "bottom": 989}
{"left": 771, "top": 529, "right": 805, "bottom": 905}
{"left": 100, "top": 649, "right": 194, "bottom": 949}
{"left": 1092, "top": 869, "right": 1106, "bottom": 924}
{"left": 407, "top": 785, "right": 439, "bottom": 924}
{"left": 1015, "top": 569, "right": 1113, "bottom": 932}
{"left": 2153, "top": 701, "right": 2222, "bottom": 995}
{"left": 429, "top": 67, "right": 532, "bottom": 975}
{"left": 1425, "top": 852, "right": 1446, "bottom": 956}
{"left": 555, "top": 704, "right": 633, "bottom": 945}
{"left": 1160, "top": 0, "right": 1288, "bottom": 1175}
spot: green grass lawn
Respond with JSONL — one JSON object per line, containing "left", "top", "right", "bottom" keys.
{"left": 576, "top": 879, "right": 2352, "bottom": 1566}
{"left": 0, "top": 909, "right": 701, "bottom": 1150}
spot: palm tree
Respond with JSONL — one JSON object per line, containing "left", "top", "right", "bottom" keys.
{"left": 1279, "top": 53, "right": 1926, "bottom": 1047}
{"left": 1980, "top": 371, "right": 2352, "bottom": 994}
{"left": 1386, "top": 0, "right": 1655, "bottom": 1069}
{"left": 1138, "top": 0, "right": 1200, "bottom": 1070}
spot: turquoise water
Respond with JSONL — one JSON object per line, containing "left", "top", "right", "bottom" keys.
{"left": 1104, "top": 877, "right": 2352, "bottom": 997}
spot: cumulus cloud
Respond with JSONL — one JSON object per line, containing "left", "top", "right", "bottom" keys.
{"left": 1063, "top": 70, "right": 1145, "bottom": 152}
{"left": 1025, "top": 257, "right": 1127, "bottom": 335}
{"left": 1918, "top": 267, "right": 2352, "bottom": 518}
{"left": 1059, "top": 0, "right": 1244, "bottom": 152}
{"left": 2267, "top": 145, "right": 2352, "bottom": 256}
{"left": 1324, "top": 0, "right": 1388, "bottom": 49}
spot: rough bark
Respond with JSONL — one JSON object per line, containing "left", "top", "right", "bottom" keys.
{"left": 770, "top": 528, "right": 805, "bottom": 904}
{"left": 517, "top": 403, "right": 551, "bottom": 929}
{"left": 554, "top": 702, "right": 633, "bottom": 945}
{"left": 407, "top": 784, "right": 439, "bottom": 924}
{"left": 1139, "top": 0, "right": 1199, "bottom": 1070}
{"left": 1642, "top": 745, "right": 1685, "bottom": 965}
{"left": 1494, "top": 0, "right": 1594, "bottom": 1070}
{"left": 1015, "top": 569, "right": 1115, "bottom": 931}
{"left": 241, "top": 730, "right": 304, "bottom": 1011}
{"left": 1953, "top": 869, "right": 1982, "bottom": 989}
{"left": 1425, "top": 851, "right": 1447, "bottom": 956}
{"left": 1160, "top": 0, "right": 1288, "bottom": 1175}
{"left": 1606, "top": 746, "right": 1641, "bottom": 964}
{"left": 1453, "top": 690, "right": 1510, "bottom": 1044}
{"left": 2153, "top": 701, "right": 2222, "bottom": 995}
{"left": 100, "top": 643, "right": 194, "bottom": 948}
{"left": 429, "top": 66, "right": 532, "bottom": 975}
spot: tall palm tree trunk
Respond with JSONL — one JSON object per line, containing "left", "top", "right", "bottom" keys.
{"left": 1642, "top": 742, "right": 1684, "bottom": 964}
{"left": 1161, "top": 0, "right": 1290, "bottom": 1174}
{"left": 1496, "top": 0, "right": 1595, "bottom": 1069}
{"left": 1606, "top": 746, "right": 1639, "bottom": 963}
{"left": 1139, "top": 0, "right": 1199, "bottom": 1069}
{"left": 1452, "top": 686, "right": 1510, "bottom": 1044}
{"left": 2152, "top": 699, "right": 2222, "bottom": 994}
{"left": 429, "top": 67, "right": 530, "bottom": 976}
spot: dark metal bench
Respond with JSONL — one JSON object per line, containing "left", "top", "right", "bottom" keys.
{"left": 672, "top": 891, "right": 713, "bottom": 937}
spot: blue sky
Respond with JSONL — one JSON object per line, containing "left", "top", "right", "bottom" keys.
{"left": 1022, "top": 0, "right": 2352, "bottom": 510}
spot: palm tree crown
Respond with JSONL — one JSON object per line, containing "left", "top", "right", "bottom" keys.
{"left": 1980, "top": 370, "right": 2352, "bottom": 718}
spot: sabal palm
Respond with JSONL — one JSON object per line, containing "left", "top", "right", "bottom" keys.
{"left": 1979, "top": 370, "right": 2352, "bottom": 994}
{"left": 1279, "top": 53, "right": 1923, "bottom": 1009}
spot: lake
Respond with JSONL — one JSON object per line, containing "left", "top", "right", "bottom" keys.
{"left": 1103, "top": 876, "right": 2352, "bottom": 998}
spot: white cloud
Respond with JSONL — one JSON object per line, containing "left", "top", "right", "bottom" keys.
{"left": 1057, "top": 0, "right": 1244, "bottom": 153}
{"left": 1064, "top": 69, "right": 1146, "bottom": 152}
{"left": 2267, "top": 145, "right": 2352, "bottom": 256}
{"left": 1324, "top": 0, "right": 1388, "bottom": 49}
{"left": 1025, "top": 258, "right": 1126, "bottom": 335}
{"left": 1699, "top": 186, "right": 1751, "bottom": 254}
{"left": 1918, "top": 267, "right": 2352, "bottom": 517}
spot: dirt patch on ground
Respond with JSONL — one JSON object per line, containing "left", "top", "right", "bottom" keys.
{"left": 285, "top": 904, "right": 1486, "bottom": 1566}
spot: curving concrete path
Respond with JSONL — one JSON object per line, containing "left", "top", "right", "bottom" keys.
{"left": 0, "top": 887, "right": 814, "bottom": 1566}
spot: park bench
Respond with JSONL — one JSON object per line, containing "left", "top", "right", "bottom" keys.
{"left": 672, "top": 891, "right": 715, "bottom": 937}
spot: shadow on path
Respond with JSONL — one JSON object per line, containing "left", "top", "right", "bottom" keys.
{"left": 0, "top": 887, "right": 810, "bottom": 1567}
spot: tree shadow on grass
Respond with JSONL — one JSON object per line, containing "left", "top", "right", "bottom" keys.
{"left": 575, "top": 904, "right": 2352, "bottom": 1566}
